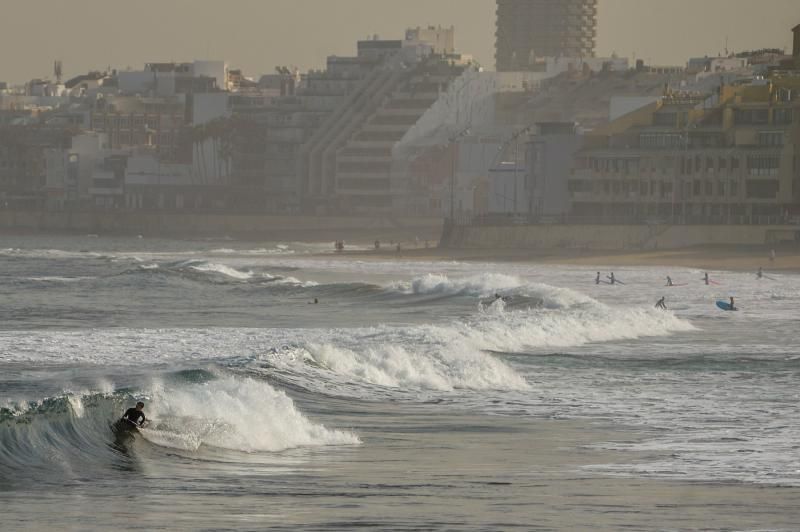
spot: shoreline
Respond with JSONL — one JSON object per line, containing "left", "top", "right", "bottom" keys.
{"left": 326, "top": 244, "right": 800, "bottom": 273}
{"left": 4, "top": 228, "right": 800, "bottom": 273}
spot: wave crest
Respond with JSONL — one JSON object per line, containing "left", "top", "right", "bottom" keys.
{"left": 143, "top": 376, "right": 359, "bottom": 452}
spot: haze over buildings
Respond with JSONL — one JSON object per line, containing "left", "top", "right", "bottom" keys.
{"left": 0, "top": 0, "right": 797, "bottom": 84}
{"left": 0, "top": 0, "right": 799, "bottom": 244}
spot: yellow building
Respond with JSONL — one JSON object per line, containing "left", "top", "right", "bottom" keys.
{"left": 569, "top": 67, "right": 800, "bottom": 224}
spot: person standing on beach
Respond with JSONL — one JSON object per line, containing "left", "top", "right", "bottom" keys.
{"left": 608, "top": 272, "right": 616, "bottom": 285}
{"left": 703, "top": 272, "right": 710, "bottom": 285}
{"left": 666, "top": 276, "right": 674, "bottom": 287}
{"left": 596, "top": 272, "right": 601, "bottom": 285}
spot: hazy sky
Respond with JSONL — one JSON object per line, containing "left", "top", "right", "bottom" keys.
{"left": 0, "top": 0, "right": 797, "bottom": 84}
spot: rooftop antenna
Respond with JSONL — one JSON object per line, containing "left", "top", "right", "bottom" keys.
{"left": 53, "top": 60, "right": 63, "bottom": 83}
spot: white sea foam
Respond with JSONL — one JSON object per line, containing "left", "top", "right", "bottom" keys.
{"left": 391, "top": 272, "right": 524, "bottom": 297}
{"left": 469, "top": 304, "right": 695, "bottom": 350}
{"left": 259, "top": 272, "right": 318, "bottom": 288}
{"left": 67, "top": 394, "right": 85, "bottom": 418}
{"left": 303, "top": 341, "right": 522, "bottom": 391}
{"left": 0, "top": 248, "right": 105, "bottom": 259}
{"left": 391, "top": 273, "right": 593, "bottom": 309}
{"left": 25, "top": 276, "right": 95, "bottom": 283}
{"left": 141, "top": 376, "right": 360, "bottom": 452}
{"left": 174, "top": 259, "right": 254, "bottom": 280}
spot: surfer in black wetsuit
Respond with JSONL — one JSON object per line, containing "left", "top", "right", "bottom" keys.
{"left": 703, "top": 272, "right": 709, "bottom": 285}
{"left": 596, "top": 272, "right": 601, "bottom": 285}
{"left": 666, "top": 276, "right": 673, "bottom": 287}
{"left": 655, "top": 297, "right": 667, "bottom": 310}
{"left": 757, "top": 267, "right": 763, "bottom": 280}
{"left": 729, "top": 296, "right": 736, "bottom": 311}
{"left": 121, "top": 401, "right": 146, "bottom": 428}
{"left": 608, "top": 272, "right": 616, "bottom": 285}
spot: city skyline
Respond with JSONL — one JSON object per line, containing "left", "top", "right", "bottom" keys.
{"left": 0, "top": 0, "right": 797, "bottom": 84}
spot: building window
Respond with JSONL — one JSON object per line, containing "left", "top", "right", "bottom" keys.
{"left": 731, "top": 180, "right": 738, "bottom": 196}
{"left": 705, "top": 181, "right": 713, "bottom": 195}
{"left": 745, "top": 179, "right": 779, "bottom": 199}
{"left": 731, "top": 157, "right": 740, "bottom": 170}
{"left": 693, "top": 180, "right": 701, "bottom": 196}
{"left": 758, "top": 131, "right": 784, "bottom": 147}
{"left": 747, "top": 155, "right": 780, "bottom": 176}
{"left": 639, "top": 133, "right": 683, "bottom": 149}
{"left": 773, "top": 108, "right": 793, "bottom": 125}
{"left": 653, "top": 112, "right": 677, "bottom": 127}
{"left": 719, "top": 157, "right": 727, "bottom": 170}
{"left": 734, "top": 108, "right": 769, "bottom": 125}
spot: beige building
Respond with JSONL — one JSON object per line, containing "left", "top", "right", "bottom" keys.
{"left": 569, "top": 73, "right": 800, "bottom": 224}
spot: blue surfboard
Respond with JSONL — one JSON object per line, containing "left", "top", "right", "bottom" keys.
{"left": 716, "top": 300, "right": 737, "bottom": 311}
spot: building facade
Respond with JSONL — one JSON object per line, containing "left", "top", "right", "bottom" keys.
{"left": 569, "top": 76, "right": 800, "bottom": 224}
{"left": 495, "top": 0, "right": 598, "bottom": 71}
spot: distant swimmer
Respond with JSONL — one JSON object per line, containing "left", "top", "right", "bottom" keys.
{"left": 757, "top": 267, "right": 763, "bottom": 280}
{"left": 655, "top": 296, "right": 667, "bottom": 310}
{"left": 703, "top": 272, "right": 709, "bottom": 285}
{"left": 596, "top": 272, "right": 601, "bottom": 285}
{"left": 666, "top": 276, "right": 674, "bottom": 287}
{"left": 308, "top": 298, "right": 319, "bottom": 304}
{"left": 608, "top": 272, "right": 616, "bottom": 285}
{"left": 121, "top": 401, "right": 146, "bottom": 428}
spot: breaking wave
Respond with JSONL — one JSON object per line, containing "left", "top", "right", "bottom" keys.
{"left": 141, "top": 376, "right": 359, "bottom": 452}
{"left": 0, "top": 372, "right": 358, "bottom": 485}
{"left": 249, "top": 277, "right": 693, "bottom": 395}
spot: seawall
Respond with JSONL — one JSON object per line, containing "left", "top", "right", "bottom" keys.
{"left": 443, "top": 223, "right": 800, "bottom": 250}
{"left": 0, "top": 210, "right": 443, "bottom": 242}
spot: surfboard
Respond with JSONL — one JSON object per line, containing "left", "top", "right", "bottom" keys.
{"left": 111, "top": 419, "right": 140, "bottom": 438}
{"left": 716, "top": 300, "right": 737, "bottom": 311}
{"left": 667, "top": 283, "right": 688, "bottom": 287}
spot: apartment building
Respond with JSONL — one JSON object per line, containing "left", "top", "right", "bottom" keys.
{"left": 569, "top": 76, "right": 800, "bottom": 223}
{"left": 496, "top": 0, "right": 597, "bottom": 71}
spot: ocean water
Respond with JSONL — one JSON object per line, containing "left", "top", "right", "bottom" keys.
{"left": 2, "top": 235, "right": 800, "bottom": 530}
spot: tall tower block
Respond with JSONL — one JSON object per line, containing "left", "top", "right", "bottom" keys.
{"left": 495, "top": 0, "right": 598, "bottom": 71}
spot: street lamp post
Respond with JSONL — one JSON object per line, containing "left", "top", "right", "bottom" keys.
{"left": 449, "top": 125, "right": 471, "bottom": 223}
